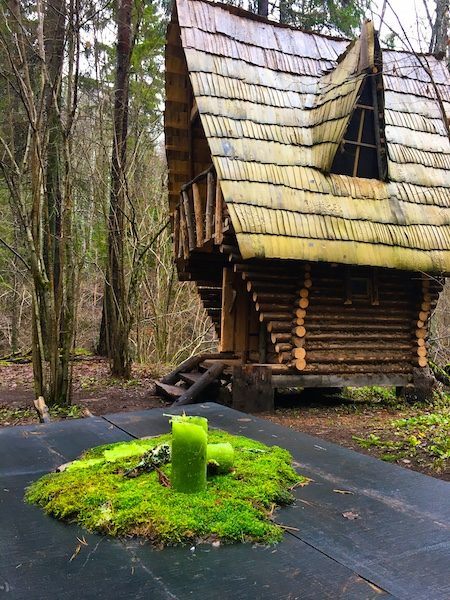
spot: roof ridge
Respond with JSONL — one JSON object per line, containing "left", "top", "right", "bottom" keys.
{"left": 178, "top": 0, "right": 351, "bottom": 42}
{"left": 178, "top": 0, "right": 447, "bottom": 60}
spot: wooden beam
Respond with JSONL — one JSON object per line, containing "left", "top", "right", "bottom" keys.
{"left": 173, "top": 363, "right": 225, "bottom": 406}
{"left": 160, "top": 354, "right": 204, "bottom": 385}
{"left": 205, "top": 171, "right": 215, "bottom": 241}
{"left": 190, "top": 98, "right": 199, "bottom": 122}
{"left": 192, "top": 183, "right": 204, "bottom": 246}
{"left": 271, "top": 373, "right": 411, "bottom": 388}
{"left": 233, "top": 274, "right": 249, "bottom": 357}
{"left": 182, "top": 190, "right": 196, "bottom": 250}
{"left": 220, "top": 267, "right": 235, "bottom": 352}
{"left": 214, "top": 183, "right": 224, "bottom": 245}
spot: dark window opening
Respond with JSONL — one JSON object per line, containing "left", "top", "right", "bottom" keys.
{"left": 345, "top": 267, "right": 379, "bottom": 305}
{"left": 351, "top": 277, "right": 370, "bottom": 298}
{"left": 330, "top": 74, "right": 387, "bottom": 181}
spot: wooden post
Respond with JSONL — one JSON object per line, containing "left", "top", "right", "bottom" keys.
{"left": 205, "top": 171, "right": 215, "bottom": 241}
{"left": 258, "top": 325, "right": 267, "bottom": 363}
{"left": 192, "top": 182, "right": 204, "bottom": 246}
{"left": 231, "top": 274, "right": 249, "bottom": 361}
{"left": 182, "top": 189, "right": 196, "bottom": 250}
{"left": 173, "top": 208, "right": 180, "bottom": 258}
{"left": 214, "top": 182, "right": 224, "bottom": 244}
{"left": 220, "top": 267, "right": 235, "bottom": 352}
{"left": 232, "top": 365, "right": 274, "bottom": 412}
{"left": 178, "top": 198, "right": 189, "bottom": 259}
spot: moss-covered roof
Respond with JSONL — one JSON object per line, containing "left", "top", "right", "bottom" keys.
{"left": 168, "top": 0, "right": 450, "bottom": 272}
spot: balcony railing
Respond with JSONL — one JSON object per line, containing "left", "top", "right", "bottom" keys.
{"left": 172, "top": 165, "right": 227, "bottom": 259}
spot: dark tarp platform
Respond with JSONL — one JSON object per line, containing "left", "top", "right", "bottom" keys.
{"left": 1, "top": 404, "right": 449, "bottom": 599}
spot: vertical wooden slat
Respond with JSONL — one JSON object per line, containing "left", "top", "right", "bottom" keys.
{"left": 192, "top": 182, "right": 204, "bottom": 246}
{"left": 258, "top": 322, "right": 267, "bottom": 363}
{"left": 182, "top": 189, "right": 196, "bottom": 250}
{"left": 371, "top": 71, "right": 385, "bottom": 180}
{"left": 220, "top": 267, "right": 235, "bottom": 352}
{"left": 173, "top": 207, "right": 180, "bottom": 259}
{"left": 178, "top": 197, "right": 189, "bottom": 259}
{"left": 205, "top": 171, "right": 215, "bottom": 241}
{"left": 214, "top": 182, "right": 224, "bottom": 245}
{"left": 234, "top": 275, "right": 249, "bottom": 359}
{"left": 353, "top": 109, "right": 366, "bottom": 177}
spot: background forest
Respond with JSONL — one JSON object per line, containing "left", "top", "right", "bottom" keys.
{"left": 0, "top": 0, "right": 449, "bottom": 407}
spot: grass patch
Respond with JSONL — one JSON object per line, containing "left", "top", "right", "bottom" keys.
{"left": 353, "top": 405, "right": 450, "bottom": 473}
{"left": 79, "top": 376, "right": 141, "bottom": 391}
{"left": 343, "top": 386, "right": 399, "bottom": 406}
{"left": 0, "top": 404, "right": 84, "bottom": 426}
{"left": 0, "top": 406, "right": 35, "bottom": 425}
{"left": 25, "top": 430, "right": 305, "bottom": 547}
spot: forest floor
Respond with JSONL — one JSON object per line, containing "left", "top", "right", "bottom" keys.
{"left": 0, "top": 357, "right": 448, "bottom": 481}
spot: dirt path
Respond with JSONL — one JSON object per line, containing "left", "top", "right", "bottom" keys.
{"left": 0, "top": 358, "right": 169, "bottom": 425}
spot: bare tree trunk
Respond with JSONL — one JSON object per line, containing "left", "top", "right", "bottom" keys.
{"left": 0, "top": 0, "right": 80, "bottom": 406}
{"left": 103, "top": 0, "right": 133, "bottom": 378}
{"left": 257, "top": 0, "right": 269, "bottom": 17}
{"left": 430, "top": 0, "right": 449, "bottom": 62}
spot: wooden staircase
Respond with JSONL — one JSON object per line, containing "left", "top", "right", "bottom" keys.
{"left": 196, "top": 284, "right": 222, "bottom": 336}
{"left": 154, "top": 353, "right": 236, "bottom": 406}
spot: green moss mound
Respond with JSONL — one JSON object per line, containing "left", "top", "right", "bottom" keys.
{"left": 25, "top": 430, "right": 305, "bottom": 546}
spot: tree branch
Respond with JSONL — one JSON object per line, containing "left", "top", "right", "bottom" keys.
{"left": 0, "top": 236, "right": 31, "bottom": 271}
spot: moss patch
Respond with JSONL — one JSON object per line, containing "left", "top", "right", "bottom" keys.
{"left": 353, "top": 406, "right": 450, "bottom": 473}
{"left": 25, "top": 430, "right": 305, "bottom": 546}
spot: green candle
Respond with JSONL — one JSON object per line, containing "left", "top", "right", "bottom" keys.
{"left": 171, "top": 414, "right": 208, "bottom": 434}
{"left": 171, "top": 420, "right": 207, "bottom": 493}
{"left": 207, "top": 442, "right": 235, "bottom": 474}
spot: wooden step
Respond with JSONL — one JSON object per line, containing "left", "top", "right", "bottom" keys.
{"left": 154, "top": 381, "right": 186, "bottom": 399}
{"left": 173, "top": 362, "right": 226, "bottom": 406}
{"left": 179, "top": 371, "right": 204, "bottom": 385}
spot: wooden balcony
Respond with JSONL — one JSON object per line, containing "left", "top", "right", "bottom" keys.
{"left": 172, "top": 165, "right": 227, "bottom": 259}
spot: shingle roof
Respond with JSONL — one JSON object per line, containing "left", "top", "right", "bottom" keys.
{"left": 168, "top": 0, "right": 450, "bottom": 272}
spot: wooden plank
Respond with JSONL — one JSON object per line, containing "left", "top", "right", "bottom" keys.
{"left": 173, "top": 208, "right": 180, "bottom": 259}
{"left": 160, "top": 354, "right": 204, "bottom": 385}
{"left": 154, "top": 381, "right": 185, "bottom": 399}
{"left": 205, "top": 171, "right": 215, "bottom": 241}
{"left": 233, "top": 275, "right": 249, "bottom": 357}
{"left": 220, "top": 267, "right": 235, "bottom": 352}
{"left": 178, "top": 197, "right": 189, "bottom": 259}
{"left": 173, "top": 362, "right": 225, "bottom": 406}
{"left": 214, "top": 182, "right": 224, "bottom": 244}
{"left": 178, "top": 371, "right": 203, "bottom": 385}
{"left": 192, "top": 182, "right": 204, "bottom": 246}
{"left": 272, "top": 373, "right": 411, "bottom": 388}
{"left": 182, "top": 190, "right": 196, "bottom": 250}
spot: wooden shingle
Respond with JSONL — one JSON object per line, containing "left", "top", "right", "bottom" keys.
{"left": 167, "top": 0, "right": 450, "bottom": 273}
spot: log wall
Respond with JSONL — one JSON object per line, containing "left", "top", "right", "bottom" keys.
{"left": 299, "top": 263, "right": 441, "bottom": 380}
{"left": 226, "top": 259, "right": 443, "bottom": 385}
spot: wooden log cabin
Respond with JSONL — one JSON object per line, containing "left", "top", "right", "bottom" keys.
{"left": 165, "top": 0, "right": 450, "bottom": 409}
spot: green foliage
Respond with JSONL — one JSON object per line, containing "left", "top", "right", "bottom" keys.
{"left": 353, "top": 406, "right": 450, "bottom": 472}
{"left": 238, "top": 0, "right": 372, "bottom": 36}
{"left": 73, "top": 347, "right": 93, "bottom": 357}
{"left": 49, "top": 405, "right": 84, "bottom": 419}
{"left": 79, "top": 375, "right": 141, "bottom": 390}
{"left": 277, "top": 0, "right": 372, "bottom": 36}
{"left": 0, "top": 404, "right": 83, "bottom": 426}
{"left": 344, "top": 386, "right": 398, "bottom": 406}
{"left": 0, "top": 407, "right": 35, "bottom": 425}
{"left": 25, "top": 430, "right": 305, "bottom": 546}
